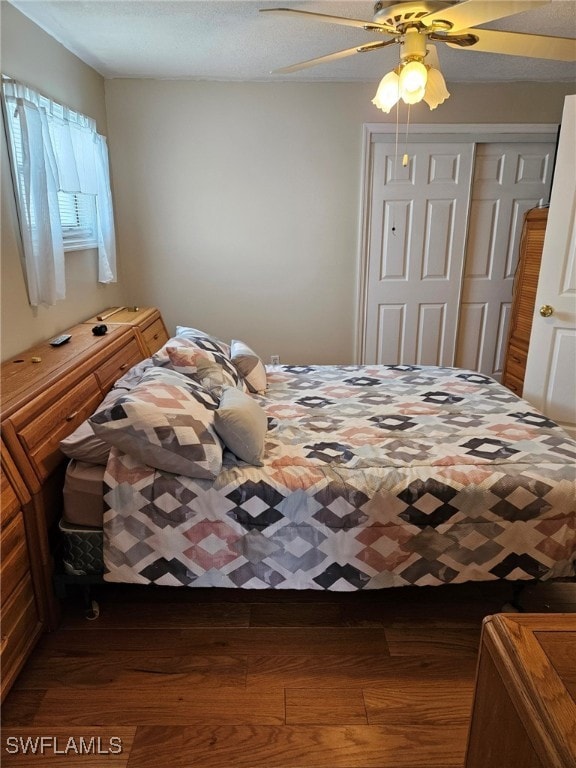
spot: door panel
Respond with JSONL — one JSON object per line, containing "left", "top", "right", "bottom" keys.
{"left": 363, "top": 142, "right": 474, "bottom": 365}
{"left": 455, "top": 142, "right": 554, "bottom": 379}
{"left": 524, "top": 97, "right": 576, "bottom": 434}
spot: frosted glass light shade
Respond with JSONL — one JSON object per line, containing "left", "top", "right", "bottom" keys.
{"left": 399, "top": 60, "right": 427, "bottom": 105}
{"left": 423, "top": 67, "right": 450, "bottom": 110}
{"left": 372, "top": 70, "right": 400, "bottom": 113}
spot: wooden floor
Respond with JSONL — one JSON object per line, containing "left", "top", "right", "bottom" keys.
{"left": 2, "top": 579, "right": 575, "bottom": 768}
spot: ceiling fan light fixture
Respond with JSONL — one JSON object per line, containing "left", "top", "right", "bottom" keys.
{"left": 372, "top": 69, "right": 401, "bottom": 113}
{"left": 423, "top": 66, "right": 450, "bottom": 109}
{"left": 399, "top": 59, "right": 428, "bottom": 104}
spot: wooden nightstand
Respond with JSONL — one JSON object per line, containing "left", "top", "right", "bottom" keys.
{"left": 465, "top": 613, "right": 576, "bottom": 768}
{"left": 84, "top": 307, "right": 169, "bottom": 356}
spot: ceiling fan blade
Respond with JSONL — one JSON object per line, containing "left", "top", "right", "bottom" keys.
{"left": 259, "top": 8, "right": 391, "bottom": 33}
{"left": 271, "top": 40, "right": 398, "bottom": 75}
{"left": 422, "top": 0, "right": 550, "bottom": 33}
{"left": 446, "top": 28, "right": 576, "bottom": 60}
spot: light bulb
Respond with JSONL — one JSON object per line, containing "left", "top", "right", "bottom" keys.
{"left": 372, "top": 70, "right": 400, "bottom": 113}
{"left": 399, "top": 60, "right": 428, "bottom": 105}
{"left": 423, "top": 67, "right": 450, "bottom": 110}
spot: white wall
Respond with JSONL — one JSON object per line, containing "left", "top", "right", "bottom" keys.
{"left": 0, "top": 4, "right": 125, "bottom": 361}
{"left": 1, "top": 1, "right": 572, "bottom": 365}
{"left": 106, "top": 79, "right": 572, "bottom": 365}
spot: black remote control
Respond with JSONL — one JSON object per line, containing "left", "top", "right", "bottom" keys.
{"left": 50, "top": 334, "right": 72, "bottom": 347}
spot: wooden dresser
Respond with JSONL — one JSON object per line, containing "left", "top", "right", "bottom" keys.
{"left": 0, "top": 440, "right": 44, "bottom": 703}
{"left": 465, "top": 613, "right": 576, "bottom": 768}
{"left": 83, "top": 306, "right": 169, "bottom": 356}
{"left": 0, "top": 307, "right": 169, "bottom": 697}
{"left": 502, "top": 207, "right": 549, "bottom": 397}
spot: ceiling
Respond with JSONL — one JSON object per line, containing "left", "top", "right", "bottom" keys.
{"left": 7, "top": 0, "right": 576, "bottom": 83}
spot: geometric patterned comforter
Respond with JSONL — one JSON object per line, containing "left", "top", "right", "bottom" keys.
{"left": 103, "top": 365, "right": 576, "bottom": 590}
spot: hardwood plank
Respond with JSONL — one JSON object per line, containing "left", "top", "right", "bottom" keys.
{"left": 13, "top": 652, "right": 247, "bottom": 691}
{"left": 126, "top": 724, "right": 468, "bottom": 768}
{"left": 5, "top": 587, "right": 573, "bottom": 767}
{"left": 249, "top": 602, "right": 344, "bottom": 627}
{"left": 30, "top": 688, "right": 285, "bottom": 727}
{"left": 60, "top": 601, "right": 251, "bottom": 630}
{"left": 364, "top": 679, "right": 475, "bottom": 725}
{"left": 0, "top": 690, "right": 47, "bottom": 726}
{"left": 38, "top": 627, "right": 391, "bottom": 656}
{"left": 385, "top": 627, "right": 481, "bottom": 657}
{"left": 285, "top": 688, "right": 368, "bottom": 725}
{"left": 246, "top": 654, "right": 478, "bottom": 689}
{"left": 0, "top": 728, "right": 135, "bottom": 767}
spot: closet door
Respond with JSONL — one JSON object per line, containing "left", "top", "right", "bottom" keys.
{"left": 455, "top": 142, "right": 554, "bottom": 379}
{"left": 362, "top": 141, "right": 474, "bottom": 365}
{"left": 359, "top": 128, "right": 557, "bottom": 371}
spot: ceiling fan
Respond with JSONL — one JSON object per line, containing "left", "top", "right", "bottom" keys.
{"left": 261, "top": 1, "right": 576, "bottom": 111}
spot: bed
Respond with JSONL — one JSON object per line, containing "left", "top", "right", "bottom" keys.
{"left": 58, "top": 328, "right": 576, "bottom": 593}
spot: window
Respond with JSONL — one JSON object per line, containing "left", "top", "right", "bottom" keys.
{"left": 1, "top": 77, "right": 116, "bottom": 306}
{"left": 3, "top": 88, "right": 98, "bottom": 252}
{"left": 57, "top": 191, "right": 98, "bottom": 251}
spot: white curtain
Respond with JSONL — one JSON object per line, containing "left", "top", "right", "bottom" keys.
{"left": 2, "top": 79, "right": 117, "bottom": 306}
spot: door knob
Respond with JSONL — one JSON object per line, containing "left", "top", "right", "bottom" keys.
{"left": 539, "top": 304, "right": 554, "bottom": 318}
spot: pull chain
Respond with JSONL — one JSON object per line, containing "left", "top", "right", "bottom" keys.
{"left": 403, "top": 103, "right": 411, "bottom": 167}
{"left": 391, "top": 97, "right": 401, "bottom": 235}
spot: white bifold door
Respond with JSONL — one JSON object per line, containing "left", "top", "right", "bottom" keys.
{"left": 360, "top": 129, "right": 555, "bottom": 376}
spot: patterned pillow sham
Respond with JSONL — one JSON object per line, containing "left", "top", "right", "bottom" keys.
{"left": 166, "top": 345, "right": 245, "bottom": 391}
{"left": 60, "top": 387, "right": 120, "bottom": 466}
{"left": 230, "top": 339, "right": 267, "bottom": 394}
{"left": 60, "top": 359, "right": 157, "bottom": 466}
{"left": 214, "top": 386, "right": 268, "bottom": 466}
{"left": 175, "top": 325, "right": 231, "bottom": 357}
{"left": 89, "top": 371, "right": 222, "bottom": 479}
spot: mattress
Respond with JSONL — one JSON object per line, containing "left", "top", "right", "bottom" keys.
{"left": 59, "top": 519, "right": 103, "bottom": 576}
{"left": 63, "top": 460, "right": 105, "bottom": 528}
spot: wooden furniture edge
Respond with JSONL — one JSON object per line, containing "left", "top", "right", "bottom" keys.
{"left": 482, "top": 613, "right": 576, "bottom": 768}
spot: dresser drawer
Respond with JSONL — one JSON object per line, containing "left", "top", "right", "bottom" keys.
{"left": 13, "top": 374, "right": 102, "bottom": 482}
{"left": 1, "top": 468, "right": 21, "bottom": 529}
{"left": 505, "top": 344, "right": 527, "bottom": 381}
{"left": 94, "top": 335, "right": 144, "bottom": 393}
{"left": 0, "top": 573, "right": 42, "bottom": 699}
{"left": 502, "top": 371, "right": 524, "bottom": 397}
{"left": 141, "top": 316, "right": 169, "bottom": 355}
{"left": 0, "top": 509, "right": 30, "bottom": 598}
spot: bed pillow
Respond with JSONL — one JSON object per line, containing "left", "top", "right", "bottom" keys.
{"left": 231, "top": 339, "right": 267, "bottom": 394}
{"left": 60, "top": 387, "right": 120, "bottom": 466}
{"left": 194, "top": 358, "right": 233, "bottom": 399}
{"left": 214, "top": 386, "right": 267, "bottom": 466}
{"left": 151, "top": 336, "right": 199, "bottom": 367}
{"left": 175, "top": 325, "right": 231, "bottom": 357}
{"left": 89, "top": 372, "right": 222, "bottom": 478}
{"left": 58, "top": 362, "right": 156, "bottom": 466}
{"left": 166, "top": 345, "right": 244, "bottom": 391}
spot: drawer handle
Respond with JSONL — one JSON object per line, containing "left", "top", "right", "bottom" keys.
{"left": 153, "top": 333, "right": 159, "bottom": 340}
{"left": 66, "top": 411, "right": 79, "bottom": 422}
{"left": 0, "top": 635, "right": 8, "bottom": 653}
{"left": 119, "top": 364, "right": 128, "bottom": 370}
